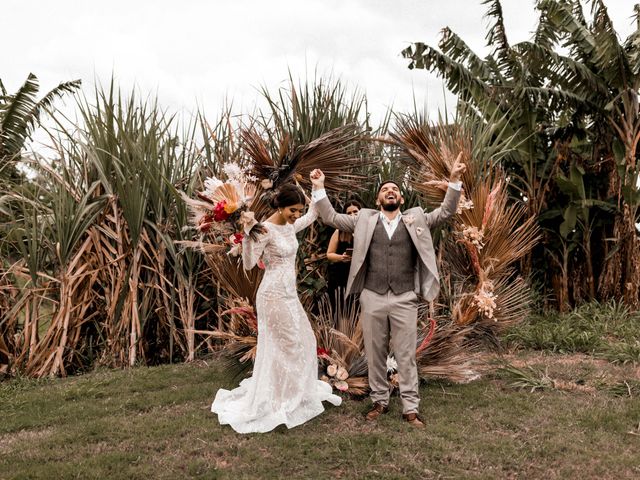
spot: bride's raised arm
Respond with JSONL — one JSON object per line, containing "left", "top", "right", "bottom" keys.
{"left": 293, "top": 198, "right": 318, "bottom": 233}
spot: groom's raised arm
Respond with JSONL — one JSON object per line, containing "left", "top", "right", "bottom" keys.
{"left": 424, "top": 185, "right": 461, "bottom": 228}
{"left": 310, "top": 169, "right": 357, "bottom": 233}
{"left": 424, "top": 152, "right": 466, "bottom": 228}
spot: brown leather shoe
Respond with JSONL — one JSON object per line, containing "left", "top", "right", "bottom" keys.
{"left": 402, "top": 412, "right": 425, "bottom": 428}
{"left": 365, "top": 402, "right": 389, "bottom": 421}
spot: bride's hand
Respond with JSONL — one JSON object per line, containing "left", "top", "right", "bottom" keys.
{"left": 240, "top": 210, "right": 260, "bottom": 234}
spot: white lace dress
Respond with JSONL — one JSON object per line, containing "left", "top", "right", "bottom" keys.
{"left": 211, "top": 202, "right": 342, "bottom": 433}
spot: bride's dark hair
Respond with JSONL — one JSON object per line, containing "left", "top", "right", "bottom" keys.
{"left": 270, "top": 184, "right": 306, "bottom": 209}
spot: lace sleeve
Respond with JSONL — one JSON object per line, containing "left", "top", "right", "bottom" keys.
{"left": 242, "top": 230, "right": 270, "bottom": 270}
{"left": 293, "top": 200, "right": 319, "bottom": 233}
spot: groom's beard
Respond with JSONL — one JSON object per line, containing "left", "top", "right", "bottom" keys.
{"left": 381, "top": 203, "right": 400, "bottom": 212}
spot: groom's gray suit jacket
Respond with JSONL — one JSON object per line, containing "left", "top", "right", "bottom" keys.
{"left": 316, "top": 186, "right": 461, "bottom": 301}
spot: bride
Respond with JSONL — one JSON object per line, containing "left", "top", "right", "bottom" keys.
{"left": 211, "top": 184, "right": 342, "bottom": 433}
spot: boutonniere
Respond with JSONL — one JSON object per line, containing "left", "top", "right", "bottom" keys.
{"left": 403, "top": 215, "right": 416, "bottom": 226}
{"left": 416, "top": 227, "right": 424, "bottom": 236}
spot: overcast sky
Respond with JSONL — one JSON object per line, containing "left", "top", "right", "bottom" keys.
{"left": 3, "top": 0, "right": 636, "bottom": 124}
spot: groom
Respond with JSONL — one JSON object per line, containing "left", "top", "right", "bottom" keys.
{"left": 310, "top": 155, "right": 465, "bottom": 427}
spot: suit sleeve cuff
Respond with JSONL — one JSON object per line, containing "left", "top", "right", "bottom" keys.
{"left": 448, "top": 181, "right": 462, "bottom": 191}
{"left": 311, "top": 188, "right": 327, "bottom": 201}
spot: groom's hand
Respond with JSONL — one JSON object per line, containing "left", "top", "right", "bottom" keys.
{"left": 310, "top": 169, "right": 325, "bottom": 190}
{"left": 450, "top": 152, "right": 466, "bottom": 183}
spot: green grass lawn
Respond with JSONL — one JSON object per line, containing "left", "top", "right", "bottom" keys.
{"left": 1, "top": 354, "right": 639, "bottom": 480}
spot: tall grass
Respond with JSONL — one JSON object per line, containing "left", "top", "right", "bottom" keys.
{"left": 505, "top": 301, "right": 640, "bottom": 360}
{"left": 0, "top": 80, "right": 222, "bottom": 375}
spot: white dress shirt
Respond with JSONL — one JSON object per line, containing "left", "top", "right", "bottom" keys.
{"left": 379, "top": 211, "right": 402, "bottom": 239}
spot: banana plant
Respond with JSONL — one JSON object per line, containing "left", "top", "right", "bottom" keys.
{"left": 0, "top": 74, "right": 80, "bottom": 184}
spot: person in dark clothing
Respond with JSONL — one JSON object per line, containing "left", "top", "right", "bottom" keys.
{"left": 325, "top": 200, "right": 362, "bottom": 307}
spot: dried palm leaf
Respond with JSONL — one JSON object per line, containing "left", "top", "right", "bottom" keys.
{"left": 205, "top": 253, "right": 261, "bottom": 305}
{"left": 312, "top": 294, "right": 369, "bottom": 395}
{"left": 241, "top": 124, "right": 371, "bottom": 217}
{"left": 394, "top": 118, "right": 539, "bottom": 338}
{"left": 192, "top": 302, "right": 259, "bottom": 381}
{"left": 393, "top": 118, "right": 479, "bottom": 207}
{"left": 416, "top": 320, "right": 486, "bottom": 383}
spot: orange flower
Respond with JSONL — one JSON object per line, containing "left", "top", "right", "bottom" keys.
{"left": 224, "top": 201, "right": 238, "bottom": 214}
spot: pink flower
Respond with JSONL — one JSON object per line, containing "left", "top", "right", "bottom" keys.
{"left": 257, "top": 260, "right": 266, "bottom": 270}
{"left": 334, "top": 380, "right": 349, "bottom": 391}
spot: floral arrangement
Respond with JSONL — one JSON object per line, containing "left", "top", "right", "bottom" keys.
{"left": 317, "top": 347, "right": 350, "bottom": 392}
{"left": 386, "top": 355, "right": 400, "bottom": 393}
{"left": 461, "top": 224, "right": 485, "bottom": 250}
{"left": 316, "top": 346, "right": 368, "bottom": 395}
{"left": 473, "top": 280, "right": 497, "bottom": 320}
{"left": 183, "top": 162, "right": 261, "bottom": 256}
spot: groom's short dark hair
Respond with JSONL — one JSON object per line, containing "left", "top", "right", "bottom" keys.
{"left": 376, "top": 180, "right": 402, "bottom": 195}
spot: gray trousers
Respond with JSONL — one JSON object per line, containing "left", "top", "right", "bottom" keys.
{"left": 360, "top": 288, "right": 419, "bottom": 414}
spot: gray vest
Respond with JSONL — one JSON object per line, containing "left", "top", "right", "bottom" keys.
{"left": 364, "top": 218, "right": 417, "bottom": 295}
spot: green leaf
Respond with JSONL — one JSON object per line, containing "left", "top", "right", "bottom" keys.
{"left": 560, "top": 204, "right": 578, "bottom": 238}
{"left": 621, "top": 183, "right": 640, "bottom": 208}
{"left": 555, "top": 173, "right": 579, "bottom": 196}
{"left": 612, "top": 138, "right": 625, "bottom": 165}
{"left": 569, "top": 164, "right": 585, "bottom": 200}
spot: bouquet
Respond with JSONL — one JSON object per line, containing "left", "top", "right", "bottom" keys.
{"left": 183, "top": 162, "right": 263, "bottom": 256}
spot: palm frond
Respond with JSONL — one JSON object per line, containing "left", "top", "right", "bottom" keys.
{"left": 313, "top": 293, "right": 363, "bottom": 367}
{"left": 624, "top": 5, "right": 640, "bottom": 78}
{"left": 0, "top": 75, "right": 80, "bottom": 159}
{"left": 0, "top": 74, "right": 39, "bottom": 158}
{"left": 243, "top": 124, "right": 370, "bottom": 216}
{"left": 533, "top": 4, "right": 561, "bottom": 53}
{"left": 402, "top": 43, "right": 501, "bottom": 116}
{"left": 513, "top": 41, "right": 609, "bottom": 98}
{"left": 439, "top": 27, "right": 495, "bottom": 81}
{"left": 393, "top": 116, "right": 539, "bottom": 332}
{"left": 416, "top": 321, "right": 485, "bottom": 383}
{"left": 206, "top": 253, "right": 261, "bottom": 305}
{"left": 538, "top": 0, "right": 597, "bottom": 64}
{"left": 590, "top": 0, "right": 632, "bottom": 88}
{"left": 483, "top": 0, "right": 516, "bottom": 77}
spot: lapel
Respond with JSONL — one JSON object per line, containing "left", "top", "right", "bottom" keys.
{"left": 401, "top": 207, "right": 436, "bottom": 272}
{"left": 361, "top": 211, "right": 380, "bottom": 256}
{"left": 350, "top": 210, "right": 379, "bottom": 271}
{"left": 401, "top": 207, "right": 420, "bottom": 244}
